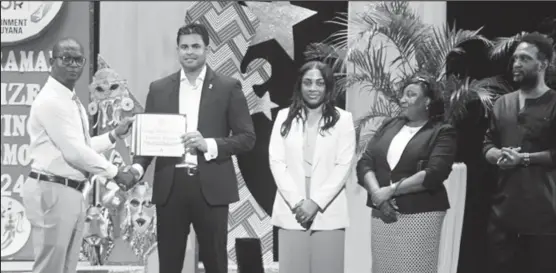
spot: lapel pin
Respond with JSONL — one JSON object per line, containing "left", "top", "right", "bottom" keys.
{"left": 208, "top": 84, "right": 213, "bottom": 90}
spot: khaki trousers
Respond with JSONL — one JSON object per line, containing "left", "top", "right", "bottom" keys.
{"left": 278, "top": 229, "right": 345, "bottom": 273}
{"left": 21, "top": 177, "right": 86, "bottom": 273}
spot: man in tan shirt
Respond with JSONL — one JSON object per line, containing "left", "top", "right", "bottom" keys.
{"left": 21, "top": 38, "right": 136, "bottom": 273}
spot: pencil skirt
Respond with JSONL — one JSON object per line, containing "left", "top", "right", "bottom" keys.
{"left": 371, "top": 210, "right": 446, "bottom": 273}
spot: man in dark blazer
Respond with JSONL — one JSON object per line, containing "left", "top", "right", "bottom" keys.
{"left": 129, "top": 23, "right": 255, "bottom": 273}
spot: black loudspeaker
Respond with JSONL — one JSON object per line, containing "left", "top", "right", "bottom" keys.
{"left": 235, "top": 238, "right": 265, "bottom": 273}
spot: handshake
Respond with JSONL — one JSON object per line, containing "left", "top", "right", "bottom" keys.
{"left": 96, "top": 166, "right": 140, "bottom": 208}
{"left": 113, "top": 165, "right": 141, "bottom": 191}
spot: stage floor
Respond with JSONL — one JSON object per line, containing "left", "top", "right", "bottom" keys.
{"left": 1, "top": 261, "right": 280, "bottom": 273}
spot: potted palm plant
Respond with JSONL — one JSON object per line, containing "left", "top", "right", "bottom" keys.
{"left": 305, "top": 1, "right": 507, "bottom": 156}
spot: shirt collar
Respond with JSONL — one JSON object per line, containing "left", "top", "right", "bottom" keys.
{"left": 45, "top": 76, "right": 76, "bottom": 99}
{"left": 180, "top": 64, "right": 207, "bottom": 84}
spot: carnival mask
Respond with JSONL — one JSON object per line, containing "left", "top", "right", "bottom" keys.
{"left": 120, "top": 181, "right": 157, "bottom": 260}
{"left": 81, "top": 204, "right": 114, "bottom": 265}
{"left": 126, "top": 182, "right": 155, "bottom": 234}
{"left": 88, "top": 68, "right": 136, "bottom": 129}
{"left": 83, "top": 205, "right": 112, "bottom": 244}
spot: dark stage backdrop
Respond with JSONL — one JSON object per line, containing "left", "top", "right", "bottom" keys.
{"left": 237, "top": 1, "right": 347, "bottom": 260}
{"left": 447, "top": 3, "right": 554, "bottom": 273}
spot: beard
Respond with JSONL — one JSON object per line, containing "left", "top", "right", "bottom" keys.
{"left": 514, "top": 71, "right": 539, "bottom": 90}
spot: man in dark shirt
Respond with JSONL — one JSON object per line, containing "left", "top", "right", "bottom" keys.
{"left": 483, "top": 33, "right": 556, "bottom": 273}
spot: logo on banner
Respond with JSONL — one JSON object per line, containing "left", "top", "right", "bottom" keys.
{"left": 1, "top": 1, "right": 64, "bottom": 45}
{"left": 1, "top": 196, "right": 31, "bottom": 257}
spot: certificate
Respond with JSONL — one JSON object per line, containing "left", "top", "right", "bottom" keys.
{"left": 130, "top": 113, "right": 186, "bottom": 157}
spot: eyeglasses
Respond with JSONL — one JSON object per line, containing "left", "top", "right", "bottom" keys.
{"left": 53, "top": 56, "right": 86, "bottom": 67}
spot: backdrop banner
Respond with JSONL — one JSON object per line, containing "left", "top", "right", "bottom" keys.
{"left": 1, "top": 1, "right": 93, "bottom": 261}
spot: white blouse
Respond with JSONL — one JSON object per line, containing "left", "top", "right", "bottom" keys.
{"left": 386, "top": 125, "right": 424, "bottom": 170}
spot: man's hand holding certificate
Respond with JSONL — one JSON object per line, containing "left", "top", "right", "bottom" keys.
{"left": 131, "top": 113, "right": 187, "bottom": 157}
{"left": 181, "top": 131, "right": 208, "bottom": 153}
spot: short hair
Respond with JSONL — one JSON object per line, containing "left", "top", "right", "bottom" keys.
{"left": 404, "top": 73, "right": 444, "bottom": 120}
{"left": 52, "top": 37, "right": 83, "bottom": 56}
{"left": 519, "top": 32, "right": 555, "bottom": 63}
{"left": 176, "top": 23, "right": 210, "bottom": 46}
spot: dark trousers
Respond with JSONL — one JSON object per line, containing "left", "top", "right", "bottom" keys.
{"left": 156, "top": 168, "right": 229, "bottom": 273}
{"left": 457, "top": 164, "right": 493, "bottom": 273}
{"left": 487, "top": 217, "right": 556, "bottom": 273}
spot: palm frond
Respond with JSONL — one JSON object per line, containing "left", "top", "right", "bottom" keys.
{"left": 305, "top": 2, "right": 428, "bottom": 78}
{"left": 348, "top": 46, "right": 391, "bottom": 86}
{"left": 305, "top": 42, "right": 348, "bottom": 74}
{"left": 443, "top": 77, "right": 500, "bottom": 124}
{"left": 360, "top": 1, "right": 429, "bottom": 74}
{"left": 419, "top": 24, "right": 493, "bottom": 80}
{"left": 354, "top": 112, "right": 388, "bottom": 155}
{"left": 489, "top": 31, "right": 528, "bottom": 60}
{"left": 348, "top": 46, "right": 396, "bottom": 99}
{"left": 353, "top": 98, "right": 395, "bottom": 135}
{"left": 354, "top": 94, "right": 402, "bottom": 155}
{"left": 357, "top": 129, "right": 378, "bottom": 157}
{"left": 333, "top": 72, "right": 347, "bottom": 96}
{"left": 305, "top": 12, "right": 370, "bottom": 72}
{"left": 325, "top": 11, "right": 349, "bottom": 29}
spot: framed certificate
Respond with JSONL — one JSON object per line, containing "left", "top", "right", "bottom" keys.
{"left": 130, "top": 113, "right": 186, "bottom": 157}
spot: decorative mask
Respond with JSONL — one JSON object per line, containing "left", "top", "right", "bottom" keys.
{"left": 88, "top": 68, "right": 136, "bottom": 130}
{"left": 81, "top": 204, "right": 114, "bottom": 265}
{"left": 121, "top": 181, "right": 157, "bottom": 260}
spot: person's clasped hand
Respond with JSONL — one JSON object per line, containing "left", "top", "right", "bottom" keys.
{"left": 372, "top": 184, "right": 399, "bottom": 223}
{"left": 497, "top": 147, "right": 522, "bottom": 170}
{"left": 378, "top": 201, "right": 398, "bottom": 223}
{"left": 372, "top": 186, "right": 396, "bottom": 207}
{"left": 294, "top": 199, "right": 319, "bottom": 227}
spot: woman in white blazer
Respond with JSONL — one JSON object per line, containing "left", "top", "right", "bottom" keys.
{"left": 269, "top": 60, "right": 356, "bottom": 273}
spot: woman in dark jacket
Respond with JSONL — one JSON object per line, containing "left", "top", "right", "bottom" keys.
{"left": 356, "top": 75, "right": 457, "bottom": 273}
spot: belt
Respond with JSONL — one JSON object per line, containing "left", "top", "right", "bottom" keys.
{"left": 176, "top": 166, "right": 199, "bottom": 176}
{"left": 185, "top": 167, "right": 198, "bottom": 176}
{"left": 29, "top": 171, "right": 87, "bottom": 192}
